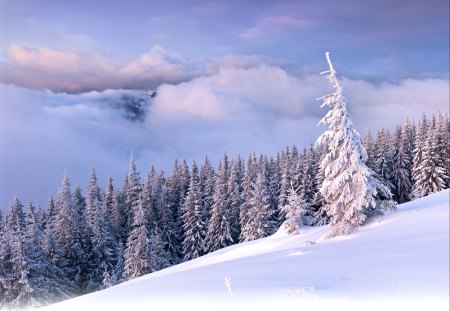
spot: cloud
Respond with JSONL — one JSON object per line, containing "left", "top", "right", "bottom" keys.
{"left": 0, "top": 64, "right": 448, "bottom": 210}
{"left": 0, "top": 44, "right": 200, "bottom": 92}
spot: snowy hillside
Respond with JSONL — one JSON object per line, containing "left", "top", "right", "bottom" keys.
{"left": 45, "top": 190, "right": 449, "bottom": 310}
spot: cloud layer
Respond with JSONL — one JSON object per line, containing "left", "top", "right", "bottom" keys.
{"left": 0, "top": 64, "right": 448, "bottom": 209}
{"left": 0, "top": 44, "right": 201, "bottom": 92}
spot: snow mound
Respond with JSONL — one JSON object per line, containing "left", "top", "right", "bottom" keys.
{"left": 44, "top": 190, "right": 449, "bottom": 310}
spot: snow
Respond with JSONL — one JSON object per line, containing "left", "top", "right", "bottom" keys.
{"left": 43, "top": 190, "right": 449, "bottom": 310}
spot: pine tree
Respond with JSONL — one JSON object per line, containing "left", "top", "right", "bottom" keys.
{"left": 71, "top": 186, "right": 94, "bottom": 293}
{"left": 243, "top": 169, "right": 272, "bottom": 241}
{"left": 228, "top": 157, "right": 242, "bottom": 242}
{"left": 124, "top": 199, "right": 150, "bottom": 280}
{"left": 53, "top": 174, "right": 82, "bottom": 294}
{"left": 412, "top": 115, "right": 428, "bottom": 197}
{"left": 297, "top": 146, "right": 318, "bottom": 225}
{"left": 282, "top": 187, "right": 309, "bottom": 234}
{"left": 278, "top": 149, "right": 293, "bottom": 223}
{"left": 148, "top": 228, "right": 170, "bottom": 272}
{"left": 12, "top": 202, "right": 72, "bottom": 308}
{"left": 124, "top": 155, "right": 150, "bottom": 280}
{"left": 88, "top": 197, "right": 118, "bottom": 292}
{"left": 205, "top": 156, "right": 233, "bottom": 252}
{"left": 391, "top": 125, "right": 413, "bottom": 203}
{"left": 112, "top": 240, "right": 125, "bottom": 284}
{"left": 373, "top": 128, "right": 394, "bottom": 191}
{"left": 105, "top": 176, "right": 124, "bottom": 242}
{"left": 364, "top": 127, "right": 376, "bottom": 171}
{"left": 316, "top": 53, "right": 382, "bottom": 238}
{"left": 312, "top": 143, "right": 329, "bottom": 226}
{"left": 436, "top": 112, "right": 450, "bottom": 187}
{"left": 182, "top": 161, "right": 206, "bottom": 261}
{"left": 86, "top": 168, "right": 103, "bottom": 232}
{"left": 239, "top": 162, "right": 253, "bottom": 242}
{"left": 0, "top": 198, "right": 25, "bottom": 306}
{"left": 412, "top": 116, "right": 448, "bottom": 198}
{"left": 125, "top": 154, "right": 141, "bottom": 234}
{"left": 166, "top": 159, "right": 184, "bottom": 263}
{"left": 199, "top": 156, "right": 215, "bottom": 229}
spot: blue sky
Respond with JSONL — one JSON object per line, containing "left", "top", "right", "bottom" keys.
{"left": 1, "top": 0, "right": 448, "bottom": 86}
{"left": 0, "top": 0, "right": 449, "bottom": 209}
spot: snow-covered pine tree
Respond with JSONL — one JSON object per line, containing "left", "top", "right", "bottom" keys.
{"left": 205, "top": 155, "right": 233, "bottom": 253}
{"left": 166, "top": 159, "right": 184, "bottom": 263}
{"left": 297, "top": 146, "right": 318, "bottom": 225}
{"left": 0, "top": 221, "right": 14, "bottom": 306}
{"left": 5, "top": 197, "right": 26, "bottom": 234}
{"left": 86, "top": 168, "right": 103, "bottom": 233}
{"left": 88, "top": 194, "right": 118, "bottom": 292}
{"left": 155, "top": 172, "right": 180, "bottom": 265}
{"left": 312, "top": 142, "right": 329, "bottom": 226}
{"left": 148, "top": 228, "right": 170, "bottom": 272}
{"left": 239, "top": 161, "right": 253, "bottom": 242}
{"left": 125, "top": 154, "right": 141, "bottom": 234}
{"left": 182, "top": 161, "right": 206, "bottom": 261}
{"left": 228, "top": 157, "right": 243, "bottom": 242}
{"left": 123, "top": 198, "right": 150, "bottom": 280}
{"left": 112, "top": 240, "right": 125, "bottom": 285}
{"left": 436, "top": 112, "right": 450, "bottom": 187}
{"left": 278, "top": 151, "right": 293, "bottom": 224}
{"left": 412, "top": 115, "right": 448, "bottom": 198}
{"left": 71, "top": 186, "right": 94, "bottom": 293}
{"left": 53, "top": 174, "right": 83, "bottom": 294}
{"left": 373, "top": 128, "right": 394, "bottom": 191}
{"left": 316, "top": 52, "right": 382, "bottom": 238}
{"left": 282, "top": 186, "right": 309, "bottom": 235}
{"left": 0, "top": 198, "right": 26, "bottom": 307}
{"left": 412, "top": 115, "right": 429, "bottom": 198}
{"left": 267, "top": 156, "right": 282, "bottom": 230}
{"left": 12, "top": 202, "right": 72, "bottom": 308}
{"left": 179, "top": 160, "right": 191, "bottom": 201}
{"left": 244, "top": 168, "right": 273, "bottom": 241}
{"left": 199, "top": 156, "right": 215, "bottom": 229}
{"left": 363, "top": 127, "right": 376, "bottom": 172}
{"left": 105, "top": 176, "right": 124, "bottom": 243}
{"left": 117, "top": 175, "right": 130, "bottom": 240}
{"left": 391, "top": 125, "right": 413, "bottom": 203}
{"left": 124, "top": 156, "right": 150, "bottom": 280}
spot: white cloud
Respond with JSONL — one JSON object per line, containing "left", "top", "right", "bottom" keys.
{"left": 0, "top": 44, "right": 199, "bottom": 92}
{"left": 0, "top": 65, "right": 448, "bottom": 210}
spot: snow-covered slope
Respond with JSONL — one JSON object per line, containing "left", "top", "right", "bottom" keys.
{"left": 45, "top": 190, "right": 449, "bottom": 310}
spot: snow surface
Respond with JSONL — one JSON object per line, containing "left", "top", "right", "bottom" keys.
{"left": 44, "top": 190, "right": 449, "bottom": 310}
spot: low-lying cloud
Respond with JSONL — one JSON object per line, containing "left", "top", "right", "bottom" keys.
{"left": 0, "top": 64, "right": 448, "bottom": 210}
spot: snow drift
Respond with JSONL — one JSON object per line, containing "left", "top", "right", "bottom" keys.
{"left": 44, "top": 190, "right": 449, "bottom": 310}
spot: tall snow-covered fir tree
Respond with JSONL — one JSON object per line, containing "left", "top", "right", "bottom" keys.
{"left": 53, "top": 174, "right": 82, "bottom": 294}
{"left": 182, "top": 161, "right": 206, "bottom": 261}
{"left": 316, "top": 52, "right": 386, "bottom": 238}
{"left": 123, "top": 155, "right": 152, "bottom": 280}
{"left": 199, "top": 156, "right": 215, "bottom": 229}
{"left": 123, "top": 197, "right": 150, "bottom": 280}
{"left": 243, "top": 168, "right": 273, "bottom": 241}
{"left": 228, "top": 157, "right": 243, "bottom": 242}
{"left": 205, "top": 155, "right": 233, "bottom": 252}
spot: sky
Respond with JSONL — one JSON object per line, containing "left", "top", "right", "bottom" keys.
{"left": 0, "top": 0, "right": 449, "bottom": 210}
